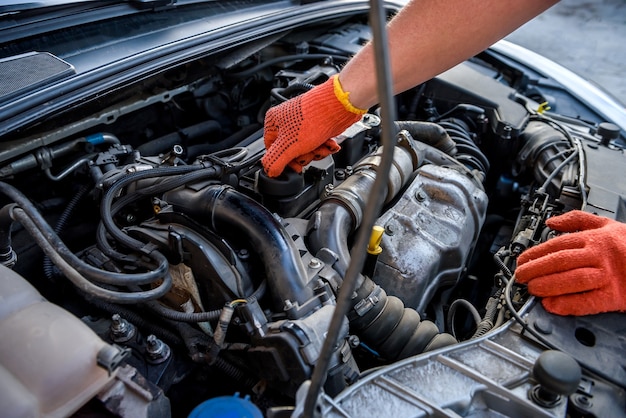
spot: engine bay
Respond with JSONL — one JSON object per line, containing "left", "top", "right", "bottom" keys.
{"left": 1, "top": 15, "right": 625, "bottom": 418}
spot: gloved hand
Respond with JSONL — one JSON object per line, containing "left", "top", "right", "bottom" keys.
{"left": 261, "top": 75, "right": 366, "bottom": 177}
{"left": 516, "top": 210, "right": 626, "bottom": 316}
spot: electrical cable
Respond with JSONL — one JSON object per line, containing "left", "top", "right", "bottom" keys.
{"left": 537, "top": 149, "right": 578, "bottom": 193}
{"left": 447, "top": 298, "right": 482, "bottom": 339}
{"left": 302, "top": 1, "right": 397, "bottom": 416}
{"left": 145, "top": 281, "right": 266, "bottom": 323}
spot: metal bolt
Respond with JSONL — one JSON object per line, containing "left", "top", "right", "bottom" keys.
{"left": 323, "top": 184, "right": 334, "bottom": 198}
{"left": 573, "top": 394, "right": 593, "bottom": 410}
{"left": 110, "top": 314, "right": 136, "bottom": 343}
{"left": 502, "top": 125, "right": 513, "bottom": 140}
{"left": 415, "top": 190, "right": 427, "bottom": 202}
{"left": 347, "top": 335, "right": 360, "bottom": 348}
{"left": 146, "top": 335, "right": 170, "bottom": 364}
{"left": 172, "top": 144, "right": 184, "bottom": 156}
{"left": 385, "top": 224, "right": 396, "bottom": 236}
{"left": 125, "top": 213, "right": 136, "bottom": 224}
{"left": 308, "top": 258, "right": 323, "bottom": 269}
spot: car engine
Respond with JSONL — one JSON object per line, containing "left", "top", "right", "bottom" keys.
{"left": 0, "top": 16, "right": 625, "bottom": 418}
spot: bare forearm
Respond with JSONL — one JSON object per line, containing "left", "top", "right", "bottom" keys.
{"left": 340, "top": 0, "right": 559, "bottom": 109}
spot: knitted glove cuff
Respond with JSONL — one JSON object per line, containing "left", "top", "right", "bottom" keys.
{"left": 333, "top": 75, "right": 367, "bottom": 115}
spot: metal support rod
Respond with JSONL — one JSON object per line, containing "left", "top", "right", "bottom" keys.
{"left": 302, "top": 0, "right": 397, "bottom": 415}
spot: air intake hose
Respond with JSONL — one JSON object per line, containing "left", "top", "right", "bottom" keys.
{"left": 163, "top": 184, "right": 314, "bottom": 318}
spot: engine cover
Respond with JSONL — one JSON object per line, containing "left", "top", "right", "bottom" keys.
{"left": 372, "top": 163, "right": 488, "bottom": 311}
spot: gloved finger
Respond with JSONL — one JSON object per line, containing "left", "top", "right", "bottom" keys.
{"left": 263, "top": 132, "right": 315, "bottom": 177}
{"left": 522, "top": 267, "right": 607, "bottom": 297}
{"left": 284, "top": 139, "right": 342, "bottom": 173}
{"left": 287, "top": 160, "right": 304, "bottom": 174}
{"left": 262, "top": 108, "right": 280, "bottom": 149}
{"left": 320, "top": 138, "right": 341, "bottom": 155}
{"left": 516, "top": 245, "right": 600, "bottom": 283}
{"left": 298, "top": 139, "right": 341, "bottom": 162}
{"left": 517, "top": 233, "right": 589, "bottom": 266}
{"left": 287, "top": 153, "right": 316, "bottom": 173}
{"left": 263, "top": 147, "right": 296, "bottom": 178}
{"left": 541, "top": 288, "right": 612, "bottom": 316}
{"left": 546, "top": 210, "right": 610, "bottom": 232}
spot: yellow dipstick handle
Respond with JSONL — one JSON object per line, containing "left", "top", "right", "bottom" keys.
{"left": 367, "top": 225, "right": 385, "bottom": 255}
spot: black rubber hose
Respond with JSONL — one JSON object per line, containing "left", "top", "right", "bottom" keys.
{"left": 11, "top": 207, "right": 171, "bottom": 302}
{"left": 96, "top": 166, "right": 223, "bottom": 265}
{"left": 347, "top": 277, "right": 457, "bottom": 360}
{"left": 0, "top": 204, "right": 16, "bottom": 266}
{"left": 100, "top": 165, "right": 204, "bottom": 249}
{"left": 43, "top": 185, "right": 90, "bottom": 280}
{"left": 270, "top": 82, "right": 316, "bottom": 103}
{"left": 162, "top": 185, "right": 314, "bottom": 315}
{"left": 394, "top": 121, "right": 457, "bottom": 154}
{"left": 439, "top": 120, "right": 490, "bottom": 174}
{"left": 0, "top": 181, "right": 171, "bottom": 287}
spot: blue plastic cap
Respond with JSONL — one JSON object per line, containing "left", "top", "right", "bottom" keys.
{"left": 188, "top": 394, "right": 263, "bottom": 418}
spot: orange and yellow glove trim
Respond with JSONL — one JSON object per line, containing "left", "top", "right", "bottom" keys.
{"left": 332, "top": 75, "right": 367, "bottom": 116}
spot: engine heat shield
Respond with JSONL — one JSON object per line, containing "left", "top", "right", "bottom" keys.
{"left": 372, "top": 164, "right": 488, "bottom": 312}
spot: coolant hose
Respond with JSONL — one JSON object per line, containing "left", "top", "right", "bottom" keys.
{"left": 163, "top": 184, "right": 314, "bottom": 316}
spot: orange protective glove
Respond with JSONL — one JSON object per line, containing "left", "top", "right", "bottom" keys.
{"left": 516, "top": 210, "right": 626, "bottom": 316}
{"left": 261, "top": 75, "right": 366, "bottom": 177}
